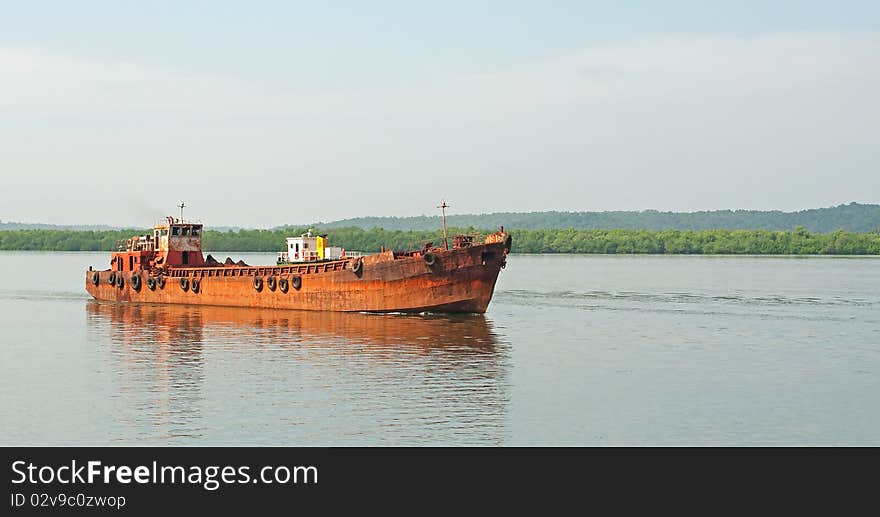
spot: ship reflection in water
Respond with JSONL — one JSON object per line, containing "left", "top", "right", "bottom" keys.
{"left": 85, "top": 301, "right": 511, "bottom": 445}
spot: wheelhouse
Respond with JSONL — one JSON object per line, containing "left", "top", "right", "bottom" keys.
{"left": 111, "top": 216, "right": 205, "bottom": 271}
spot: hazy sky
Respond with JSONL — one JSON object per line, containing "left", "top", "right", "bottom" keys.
{"left": 1, "top": 1, "right": 879, "bottom": 227}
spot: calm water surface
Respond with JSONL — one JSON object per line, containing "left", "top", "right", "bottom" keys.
{"left": 1, "top": 252, "right": 878, "bottom": 445}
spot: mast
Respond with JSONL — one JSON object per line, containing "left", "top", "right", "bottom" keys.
{"left": 177, "top": 202, "right": 186, "bottom": 223}
{"left": 437, "top": 199, "right": 449, "bottom": 251}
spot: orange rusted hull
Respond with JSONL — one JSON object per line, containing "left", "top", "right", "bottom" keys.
{"left": 86, "top": 241, "right": 509, "bottom": 313}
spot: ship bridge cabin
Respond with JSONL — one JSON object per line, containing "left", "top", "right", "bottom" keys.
{"left": 111, "top": 217, "right": 205, "bottom": 271}
{"left": 278, "top": 229, "right": 345, "bottom": 264}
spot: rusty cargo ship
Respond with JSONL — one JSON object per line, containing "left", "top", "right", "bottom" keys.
{"left": 85, "top": 212, "right": 511, "bottom": 313}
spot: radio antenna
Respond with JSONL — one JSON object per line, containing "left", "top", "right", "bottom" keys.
{"left": 437, "top": 199, "right": 449, "bottom": 251}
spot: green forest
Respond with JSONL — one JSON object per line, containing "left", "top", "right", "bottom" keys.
{"left": 305, "top": 202, "right": 880, "bottom": 233}
{"left": 2, "top": 226, "right": 879, "bottom": 255}
{"left": 4, "top": 202, "right": 879, "bottom": 233}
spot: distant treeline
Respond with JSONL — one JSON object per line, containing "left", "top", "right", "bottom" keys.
{"left": 2, "top": 227, "right": 879, "bottom": 255}
{"left": 302, "top": 202, "right": 880, "bottom": 233}
{"left": 4, "top": 203, "right": 879, "bottom": 233}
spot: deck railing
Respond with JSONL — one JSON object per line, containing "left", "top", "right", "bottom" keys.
{"left": 278, "top": 250, "right": 364, "bottom": 262}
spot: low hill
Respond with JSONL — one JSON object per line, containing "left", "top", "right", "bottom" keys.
{"left": 4, "top": 203, "right": 879, "bottom": 234}
{"left": 295, "top": 203, "right": 880, "bottom": 233}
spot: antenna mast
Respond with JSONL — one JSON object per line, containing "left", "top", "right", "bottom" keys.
{"left": 437, "top": 199, "right": 449, "bottom": 251}
{"left": 177, "top": 202, "right": 186, "bottom": 223}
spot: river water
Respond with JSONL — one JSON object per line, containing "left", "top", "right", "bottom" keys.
{"left": 1, "top": 252, "right": 877, "bottom": 445}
